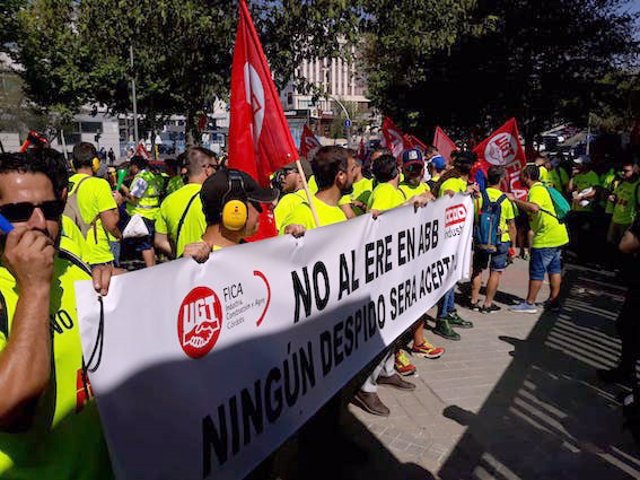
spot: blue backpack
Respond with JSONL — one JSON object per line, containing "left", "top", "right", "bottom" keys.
{"left": 474, "top": 190, "right": 507, "bottom": 253}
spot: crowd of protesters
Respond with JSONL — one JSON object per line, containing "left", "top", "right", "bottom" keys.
{"left": 0, "top": 135, "right": 639, "bottom": 477}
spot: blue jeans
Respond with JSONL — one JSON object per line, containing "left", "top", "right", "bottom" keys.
{"left": 437, "top": 287, "right": 456, "bottom": 319}
{"left": 530, "top": 247, "right": 562, "bottom": 281}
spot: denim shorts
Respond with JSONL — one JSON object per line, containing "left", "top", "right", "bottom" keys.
{"left": 474, "top": 242, "right": 510, "bottom": 272}
{"left": 530, "top": 247, "right": 562, "bottom": 281}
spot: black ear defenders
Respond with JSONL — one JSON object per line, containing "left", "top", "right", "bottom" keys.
{"left": 221, "top": 171, "right": 248, "bottom": 231}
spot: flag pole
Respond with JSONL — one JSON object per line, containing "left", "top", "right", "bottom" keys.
{"left": 292, "top": 155, "right": 320, "bottom": 228}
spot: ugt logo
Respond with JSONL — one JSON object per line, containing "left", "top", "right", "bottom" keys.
{"left": 177, "top": 287, "right": 223, "bottom": 359}
{"left": 485, "top": 132, "right": 518, "bottom": 166}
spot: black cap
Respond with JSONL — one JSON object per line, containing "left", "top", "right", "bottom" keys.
{"left": 201, "top": 168, "right": 279, "bottom": 224}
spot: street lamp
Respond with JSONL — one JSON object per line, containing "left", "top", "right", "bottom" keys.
{"left": 328, "top": 95, "right": 352, "bottom": 148}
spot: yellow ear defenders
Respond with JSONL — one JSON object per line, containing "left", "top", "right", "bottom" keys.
{"left": 221, "top": 171, "right": 248, "bottom": 231}
{"left": 91, "top": 157, "right": 101, "bottom": 173}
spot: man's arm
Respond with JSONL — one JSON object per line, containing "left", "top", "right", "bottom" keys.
{"left": 154, "top": 232, "right": 173, "bottom": 258}
{"left": 340, "top": 204, "right": 356, "bottom": 219}
{"left": 99, "top": 209, "right": 122, "bottom": 240}
{"left": 507, "top": 194, "right": 540, "bottom": 214}
{"left": 0, "top": 228, "right": 55, "bottom": 431}
{"left": 507, "top": 219, "right": 517, "bottom": 246}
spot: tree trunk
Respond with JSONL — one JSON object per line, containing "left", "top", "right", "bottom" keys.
{"left": 185, "top": 110, "right": 200, "bottom": 148}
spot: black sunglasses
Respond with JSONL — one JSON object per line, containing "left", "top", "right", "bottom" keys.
{"left": 0, "top": 200, "right": 65, "bottom": 223}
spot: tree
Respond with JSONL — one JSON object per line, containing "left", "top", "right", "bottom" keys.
{"left": 9, "top": 0, "right": 362, "bottom": 144}
{"left": 360, "top": 0, "right": 639, "bottom": 143}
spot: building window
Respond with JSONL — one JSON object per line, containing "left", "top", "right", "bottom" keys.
{"left": 80, "top": 121, "right": 102, "bottom": 133}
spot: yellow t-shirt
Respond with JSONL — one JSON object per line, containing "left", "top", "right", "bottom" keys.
{"left": 60, "top": 214, "right": 88, "bottom": 262}
{"left": 399, "top": 181, "right": 429, "bottom": 201}
{"left": 350, "top": 177, "right": 374, "bottom": 215}
{"left": 528, "top": 182, "right": 570, "bottom": 248}
{"left": 274, "top": 191, "right": 305, "bottom": 231}
{"left": 155, "top": 183, "right": 206, "bottom": 258}
{"left": 307, "top": 175, "right": 318, "bottom": 194}
{"left": 572, "top": 170, "right": 600, "bottom": 211}
{"left": 280, "top": 194, "right": 347, "bottom": 232}
{"left": 368, "top": 183, "right": 406, "bottom": 211}
{"left": 612, "top": 179, "right": 640, "bottom": 225}
{"left": 539, "top": 165, "right": 550, "bottom": 186}
{"left": 438, "top": 177, "right": 468, "bottom": 198}
{"left": 478, "top": 187, "right": 516, "bottom": 243}
{"left": 68, "top": 173, "right": 117, "bottom": 265}
{"left": 0, "top": 254, "right": 112, "bottom": 479}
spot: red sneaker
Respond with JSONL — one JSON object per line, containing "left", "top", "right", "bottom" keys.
{"left": 395, "top": 350, "right": 417, "bottom": 376}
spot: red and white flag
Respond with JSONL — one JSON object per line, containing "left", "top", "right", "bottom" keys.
{"left": 299, "top": 124, "right": 321, "bottom": 158}
{"left": 473, "top": 118, "right": 527, "bottom": 198}
{"left": 382, "top": 117, "right": 408, "bottom": 159}
{"left": 135, "top": 143, "right": 151, "bottom": 160}
{"left": 228, "top": 0, "right": 299, "bottom": 238}
{"left": 433, "top": 127, "right": 457, "bottom": 164}
{"left": 357, "top": 138, "right": 366, "bottom": 160}
{"left": 403, "top": 134, "right": 428, "bottom": 153}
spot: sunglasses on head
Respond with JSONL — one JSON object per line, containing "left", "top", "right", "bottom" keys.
{"left": 0, "top": 200, "right": 65, "bottom": 223}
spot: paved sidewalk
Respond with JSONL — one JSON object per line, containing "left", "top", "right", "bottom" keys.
{"left": 285, "top": 258, "right": 639, "bottom": 480}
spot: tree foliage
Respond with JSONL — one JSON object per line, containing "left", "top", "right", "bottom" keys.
{"left": 8, "top": 0, "right": 361, "bottom": 142}
{"left": 360, "top": 0, "right": 639, "bottom": 141}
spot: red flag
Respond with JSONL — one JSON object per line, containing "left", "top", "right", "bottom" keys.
{"left": 299, "top": 124, "right": 321, "bottom": 158}
{"left": 403, "top": 134, "right": 428, "bottom": 153}
{"left": 357, "top": 138, "right": 366, "bottom": 160}
{"left": 473, "top": 118, "right": 527, "bottom": 199}
{"left": 433, "top": 127, "right": 457, "bottom": 165}
{"left": 382, "top": 117, "right": 408, "bottom": 159}
{"left": 228, "top": 0, "right": 299, "bottom": 239}
{"left": 197, "top": 112, "right": 208, "bottom": 133}
{"left": 135, "top": 143, "right": 151, "bottom": 160}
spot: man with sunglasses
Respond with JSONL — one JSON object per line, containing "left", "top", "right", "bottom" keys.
{"left": 0, "top": 150, "right": 114, "bottom": 478}
{"left": 272, "top": 164, "right": 304, "bottom": 232}
{"left": 155, "top": 147, "right": 219, "bottom": 259}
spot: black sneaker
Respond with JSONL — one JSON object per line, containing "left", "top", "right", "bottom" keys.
{"left": 481, "top": 304, "right": 502, "bottom": 314}
{"left": 469, "top": 301, "right": 482, "bottom": 312}
{"left": 596, "top": 367, "right": 632, "bottom": 384}
{"left": 543, "top": 300, "right": 561, "bottom": 312}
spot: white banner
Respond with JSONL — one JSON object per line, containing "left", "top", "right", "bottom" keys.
{"left": 77, "top": 194, "right": 474, "bottom": 480}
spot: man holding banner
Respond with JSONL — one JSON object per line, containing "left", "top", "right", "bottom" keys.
{"left": 182, "top": 167, "right": 281, "bottom": 261}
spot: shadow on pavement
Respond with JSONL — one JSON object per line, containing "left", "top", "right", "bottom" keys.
{"left": 272, "top": 405, "right": 435, "bottom": 480}
{"left": 438, "top": 265, "right": 640, "bottom": 479}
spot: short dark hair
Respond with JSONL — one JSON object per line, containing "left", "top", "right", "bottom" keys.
{"left": 312, "top": 146, "right": 349, "bottom": 190}
{"left": 521, "top": 164, "right": 540, "bottom": 181}
{"left": 0, "top": 149, "right": 69, "bottom": 200}
{"left": 371, "top": 154, "right": 398, "bottom": 183}
{"left": 72, "top": 142, "right": 97, "bottom": 170}
{"left": 487, "top": 166, "right": 505, "bottom": 186}
{"left": 182, "top": 147, "right": 217, "bottom": 177}
{"left": 452, "top": 151, "right": 476, "bottom": 175}
{"left": 130, "top": 155, "right": 149, "bottom": 170}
